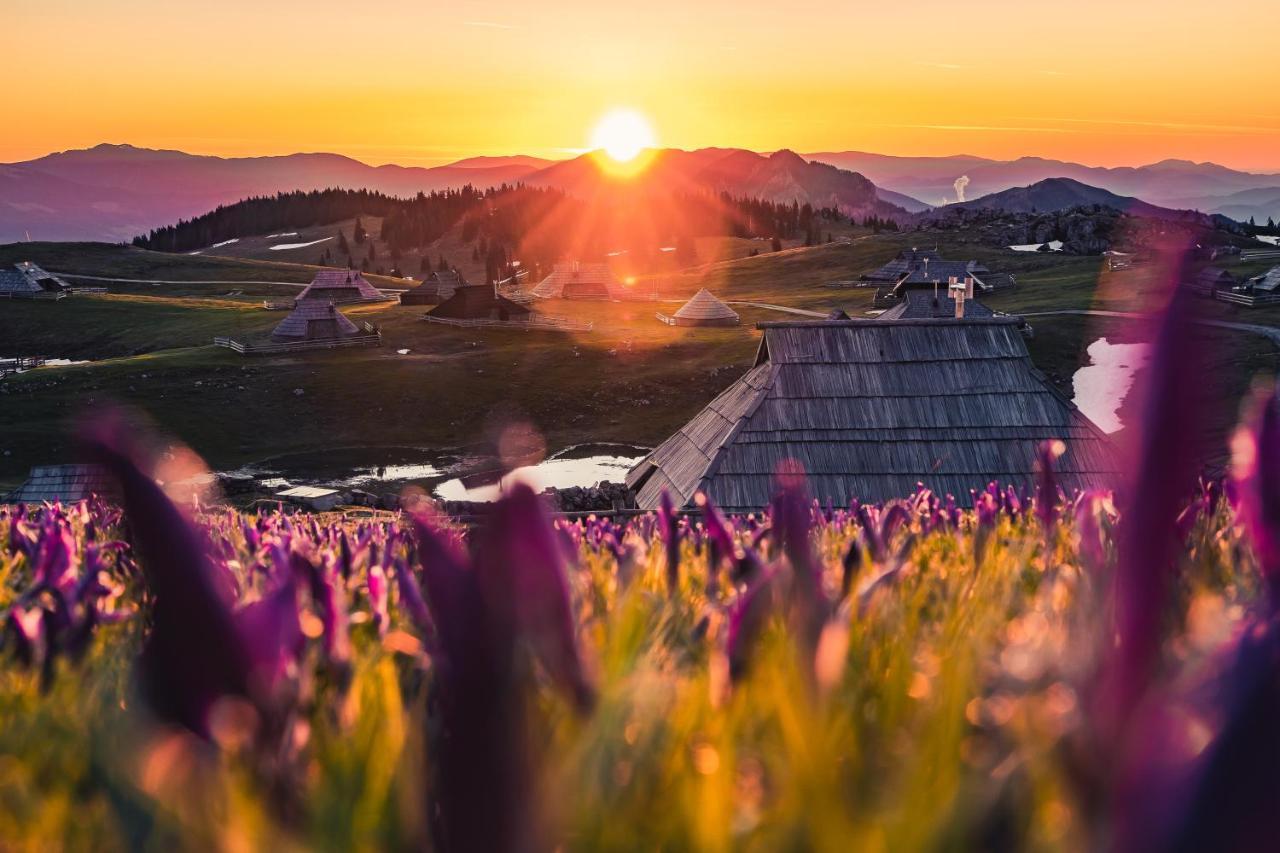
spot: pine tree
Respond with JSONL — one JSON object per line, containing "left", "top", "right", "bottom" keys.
{"left": 771, "top": 236, "right": 782, "bottom": 252}
{"left": 438, "top": 255, "right": 448, "bottom": 272}
{"left": 337, "top": 229, "right": 350, "bottom": 255}
{"left": 354, "top": 217, "right": 367, "bottom": 245}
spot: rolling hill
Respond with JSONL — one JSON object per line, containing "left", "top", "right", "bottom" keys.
{"left": 0, "top": 145, "right": 552, "bottom": 243}
{"left": 523, "top": 148, "right": 908, "bottom": 221}
{"left": 948, "top": 177, "right": 1192, "bottom": 220}
{"left": 806, "top": 150, "right": 1280, "bottom": 215}
{"left": 1, "top": 144, "right": 909, "bottom": 245}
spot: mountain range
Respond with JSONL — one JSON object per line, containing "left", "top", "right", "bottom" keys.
{"left": 0, "top": 144, "right": 903, "bottom": 243}
{"left": 5, "top": 143, "right": 1280, "bottom": 244}
{"left": 804, "top": 151, "right": 1280, "bottom": 222}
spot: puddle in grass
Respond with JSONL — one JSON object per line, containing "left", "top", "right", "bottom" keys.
{"left": 220, "top": 444, "right": 647, "bottom": 502}
{"left": 1071, "top": 337, "right": 1151, "bottom": 433}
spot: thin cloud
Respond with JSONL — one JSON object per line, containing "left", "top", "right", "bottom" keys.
{"left": 1018, "top": 116, "right": 1279, "bottom": 135}
{"left": 462, "top": 20, "right": 517, "bottom": 29}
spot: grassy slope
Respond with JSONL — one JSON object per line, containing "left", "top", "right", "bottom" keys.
{"left": 1, "top": 235, "right": 1276, "bottom": 486}
{"left": 0, "top": 242, "right": 405, "bottom": 300}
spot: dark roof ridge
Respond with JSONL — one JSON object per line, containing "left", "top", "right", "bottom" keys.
{"left": 756, "top": 317, "right": 1021, "bottom": 329}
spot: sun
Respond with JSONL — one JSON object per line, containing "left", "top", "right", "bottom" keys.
{"left": 590, "top": 109, "right": 657, "bottom": 164}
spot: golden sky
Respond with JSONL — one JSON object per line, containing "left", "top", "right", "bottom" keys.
{"left": 8, "top": 0, "right": 1280, "bottom": 170}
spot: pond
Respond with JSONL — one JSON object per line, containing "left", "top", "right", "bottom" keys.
{"left": 1070, "top": 337, "right": 1151, "bottom": 433}
{"left": 222, "top": 444, "right": 648, "bottom": 503}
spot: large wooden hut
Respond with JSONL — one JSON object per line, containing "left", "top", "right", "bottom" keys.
{"left": 658, "top": 288, "right": 740, "bottom": 327}
{"left": 532, "top": 262, "right": 620, "bottom": 300}
{"left": 296, "top": 270, "right": 386, "bottom": 304}
{"left": 0, "top": 262, "right": 69, "bottom": 300}
{"left": 626, "top": 316, "right": 1118, "bottom": 512}
{"left": 428, "top": 284, "right": 532, "bottom": 322}
{"left": 272, "top": 300, "right": 363, "bottom": 341}
{"left": 400, "top": 269, "right": 466, "bottom": 306}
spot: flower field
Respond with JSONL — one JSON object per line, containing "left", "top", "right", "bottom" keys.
{"left": 2, "top": 408, "right": 1277, "bottom": 850}
{"left": 4, "top": 279, "right": 1280, "bottom": 851}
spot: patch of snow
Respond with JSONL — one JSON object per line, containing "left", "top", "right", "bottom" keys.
{"left": 397, "top": 348, "right": 411, "bottom": 355}
{"left": 1009, "top": 240, "right": 1063, "bottom": 252}
{"left": 210, "top": 238, "right": 239, "bottom": 249}
{"left": 265, "top": 232, "right": 300, "bottom": 239}
{"left": 269, "top": 237, "right": 333, "bottom": 251}
{"left": 1257, "top": 235, "right": 1280, "bottom": 246}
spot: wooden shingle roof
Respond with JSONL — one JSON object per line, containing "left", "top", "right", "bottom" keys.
{"left": 532, "top": 262, "right": 620, "bottom": 299}
{"left": 626, "top": 317, "right": 1119, "bottom": 512}
{"left": 272, "top": 300, "right": 361, "bottom": 340}
{"left": 878, "top": 290, "right": 995, "bottom": 320}
{"left": 296, "top": 270, "right": 386, "bottom": 303}
{"left": 7, "top": 465, "right": 119, "bottom": 503}
{"left": 672, "top": 289, "right": 740, "bottom": 323}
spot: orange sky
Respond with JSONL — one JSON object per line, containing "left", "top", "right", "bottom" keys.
{"left": 8, "top": 0, "right": 1280, "bottom": 170}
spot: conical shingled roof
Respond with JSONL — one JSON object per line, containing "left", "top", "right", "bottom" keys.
{"left": 296, "top": 270, "right": 385, "bottom": 304}
{"left": 626, "top": 317, "right": 1119, "bottom": 512}
{"left": 673, "top": 288, "right": 739, "bottom": 324}
{"left": 272, "top": 300, "right": 361, "bottom": 340}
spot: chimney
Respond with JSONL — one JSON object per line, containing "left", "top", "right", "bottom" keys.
{"left": 965, "top": 276, "right": 974, "bottom": 299}
{"left": 950, "top": 281, "right": 967, "bottom": 318}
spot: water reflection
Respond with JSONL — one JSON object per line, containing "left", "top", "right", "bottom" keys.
{"left": 434, "top": 452, "right": 643, "bottom": 503}
{"left": 1071, "top": 337, "right": 1151, "bottom": 433}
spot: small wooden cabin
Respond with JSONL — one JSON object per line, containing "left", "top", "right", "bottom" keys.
{"left": 657, "top": 288, "right": 740, "bottom": 327}
{"left": 428, "top": 285, "right": 532, "bottom": 321}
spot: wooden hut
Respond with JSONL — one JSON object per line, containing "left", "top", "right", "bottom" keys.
{"left": 296, "top": 270, "right": 387, "bottom": 304}
{"left": 859, "top": 248, "right": 1014, "bottom": 293}
{"left": 1184, "top": 266, "right": 1237, "bottom": 297}
{"left": 7, "top": 465, "right": 119, "bottom": 503}
{"left": 0, "top": 262, "right": 69, "bottom": 300}
{"left": 658, "top": 288, "right": 740, "bottom": 327}
{"left": 532, "top": 262, "right": 620, "bottom": 300}
{"left": 428, "top": 284, "right": 532, "bottom": 322}
{"left": 626, "top": 316, "right": 1118, "bottom": 512}
{"left": 1218, "top": 266, "right": 1280, "bottom": 307}
{"left": 877, "top": 288, "right": 995, "bottom": 320}
{"left": 272, "top": 300, "right": 363, "bottom": 341}
{"left": 400, "top": 270, "right": 466, "bottom": 306}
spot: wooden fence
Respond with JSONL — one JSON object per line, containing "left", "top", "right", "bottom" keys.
{"left": 214, "top": 324, "right": 382, "bottom": 354}
{"left": 422, "top": 314, "right": 592, "bottom": 332}
{"left": 1215, "top": 290, "right": 1280, "bottom": 308}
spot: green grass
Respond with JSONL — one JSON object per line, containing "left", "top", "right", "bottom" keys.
{"left": 1, "top": 234, "right": 1277, "bottom": 487}
{"left": 0, "top": 479, "right": 1262, "bottom": 848}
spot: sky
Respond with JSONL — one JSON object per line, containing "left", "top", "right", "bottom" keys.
{"left": 8, "top": 0, "right": 1280, "bottom": 171}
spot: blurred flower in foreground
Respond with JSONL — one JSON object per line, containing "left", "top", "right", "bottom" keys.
{"left": 1232, "top": 381, "right": 1280, "bottom": 607}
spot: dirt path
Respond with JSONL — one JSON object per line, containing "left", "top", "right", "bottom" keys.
{"left": 52, "top": 272, "right": 410, "bottom": 292}
{"left": 726, "top": 301, "right": 828, "bottom": 318}
{"left": 1021, "top": 308, "right": 1280, "bottom": 345}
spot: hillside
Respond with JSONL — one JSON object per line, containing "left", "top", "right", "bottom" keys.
{"left": 0, "top": 144, "right": 551, "bottom": 243}
{"left": 951, "top": 178, "right": 1192, "bottom": 220}
{"left": 527, "top": 148, "right": 908, "bottom": 221}
{"left": 806, "top": 150, "right": 1280, "bottom": 213}
{"left": 1, "top": 144, "right": 908, "bottom": 244}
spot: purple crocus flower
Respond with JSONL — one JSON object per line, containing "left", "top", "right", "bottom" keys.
{"left": 697, "top": 492, "right": 735, "bottom": 597}
{"left": 658, "top": 490, "right": 681, "bottom": 596}
{"left": 1232, "top": 382, "right": 1280, "bottom": 607}
{"left": 1035, "top": 439, "right": 1066, "bottom": 540}
{"left": 727, "top": 569, "right": 776, "bottom": 683}
{"left": 77, "top": 410, "right": 258, "bottom": 738}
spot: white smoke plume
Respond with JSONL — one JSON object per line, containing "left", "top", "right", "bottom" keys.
{"left": 953, "top": 175, "right": 970, "bottom": 203}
